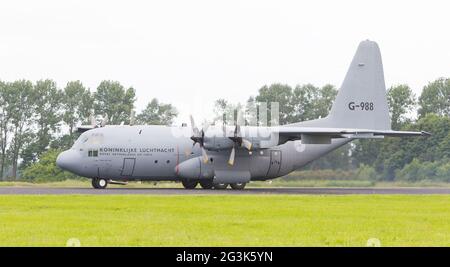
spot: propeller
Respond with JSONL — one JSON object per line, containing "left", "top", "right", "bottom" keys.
{"left": 188, "top": 115, "right": 209, "bottom": 163}
{"left": 227, "top": 111, "right": 252, "bottom": 166}
{"left": 77, "top": 113, "right": 111, "bottom": 133}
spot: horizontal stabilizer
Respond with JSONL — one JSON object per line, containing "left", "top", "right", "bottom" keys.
{"left": 277, "top": 127, "right": 430, "bottom": 144}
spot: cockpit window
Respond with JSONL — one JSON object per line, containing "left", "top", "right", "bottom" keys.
{"left": 72, "top": 132, "right": 104, "bottom": 149}
{"left": 72, "top": 134, "right": 86, "bottom": 149}
{"left": 88, "top": 149, "right": 99, "bottom": 157}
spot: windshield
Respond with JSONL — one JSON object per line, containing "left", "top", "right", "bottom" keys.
{"left": 71, "top": 133, "right": 89, "bottom": 149}
{"left": 72, "top": 131, "right": 104, "bottom": 149}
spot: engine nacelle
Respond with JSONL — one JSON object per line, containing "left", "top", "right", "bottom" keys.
{"left": 175, "top": 157, "right": 214, "bottom": 179}
{"left": 203, "top": 137, "right": 235, "bottom": 150}
{"left": 201, "top": 125, "right": 279, "bottom": 150}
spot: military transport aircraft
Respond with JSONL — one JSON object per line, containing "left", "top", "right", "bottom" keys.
{"left": 56, "top": 40, "right": 429, "bottom": 190}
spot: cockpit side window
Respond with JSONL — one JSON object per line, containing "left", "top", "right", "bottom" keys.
{"left": 88, "top": 149, "right": 99, "bottom": 157}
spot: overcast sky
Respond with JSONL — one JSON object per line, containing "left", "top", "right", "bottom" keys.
{"left": 1, "top": 0, "right": 449, "bottom": 123}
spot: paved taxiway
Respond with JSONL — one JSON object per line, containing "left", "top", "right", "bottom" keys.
{"left": 0, "top": 187, "right": 449, "bottom": 195}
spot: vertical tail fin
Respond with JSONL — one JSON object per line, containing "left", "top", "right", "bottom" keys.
{"left": 326, "top": 40, "right": 391, "bottom": 130}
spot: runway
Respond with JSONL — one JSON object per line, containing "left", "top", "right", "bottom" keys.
{"left": 0, "top": 187, "right": 449, "bottom": 195}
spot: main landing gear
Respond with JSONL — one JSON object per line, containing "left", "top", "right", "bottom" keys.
{"left": 92, "top": 178, "right": 108, "bottom": 189}
{"left": 181, "top": 179, "right": 247, "bottom": 190}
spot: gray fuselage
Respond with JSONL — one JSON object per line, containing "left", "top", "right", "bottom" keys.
{"left": 57, "top": 124, "right": 349, "bottom": 182}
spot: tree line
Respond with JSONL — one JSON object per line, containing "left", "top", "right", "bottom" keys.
{"left": 3, "top": 77, "right": 449, "bottom": 182}
{"left": 214, "top": 78, "right": 450, "bottom": 182}
{"left": 0, "top": 80, "right": 177, "bottom": 180}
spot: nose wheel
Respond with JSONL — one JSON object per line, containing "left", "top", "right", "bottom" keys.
{"left": 92, "top": 178, "right": 108, "bottom": 189}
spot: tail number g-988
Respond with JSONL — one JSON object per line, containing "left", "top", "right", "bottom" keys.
{"left": 348, "top": 102, "right": 374, "bottom": 111}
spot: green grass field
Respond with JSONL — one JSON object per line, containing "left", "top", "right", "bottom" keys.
{"left": 0, "top": 195, "right": 449, "bottom": 246}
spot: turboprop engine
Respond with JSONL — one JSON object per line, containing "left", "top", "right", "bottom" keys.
{"left": 175, "top": 157, "right": 214, "bottom": 180}
{"left": 202, "top": 125, "right": 279, "bottom": 150}
{"left": 187, "top": 115, "right": 280, "bottom": 165}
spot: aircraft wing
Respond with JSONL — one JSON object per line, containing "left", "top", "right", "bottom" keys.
{"left": 276, "top": 127, "right": 430, "bottom": 144}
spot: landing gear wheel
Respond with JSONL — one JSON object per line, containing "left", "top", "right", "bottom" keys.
{"left": 230, "top": 182, "right": 246, "bottom": 190}
{"left": 199, "top": 180, "right": 214, "bottom": 189}
{"left": 213, "top": 183, "right": 228, "bottom": 190}
{"left": 182, "top": 180, "right": 198, "bottom": 189}
{"left": 92, "top": 178, "right": 108, "bottom": 189}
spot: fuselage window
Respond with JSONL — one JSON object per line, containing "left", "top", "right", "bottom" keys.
{"left": 88, "top": 149, "right": 99, "bottom": 157}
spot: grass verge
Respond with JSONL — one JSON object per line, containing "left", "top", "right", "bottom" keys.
{"left": 0, "top": 194, "right": 449, "bottom": 246}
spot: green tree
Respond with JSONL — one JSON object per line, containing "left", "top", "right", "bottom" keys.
{"left": 62, "top": 81, "right": 93, "bottom": 137}
{"left": 250, "top": 83, "right": 337, "bottom": 126}
{"left": 0, "top": 81, "right": 12, "bottom": 179}
{"left": 94, "top": 81, "right": 136, "bottom": 124}
{"left": 354, "top": 85, "right": 416, "bottom": 175}
{"left": 291, "top": 84, "right": 337, "bottom": 122}
{"left": 314, "top": 84, "right": 338, "bottom": 119}
{"left": 8, "top": 80, "right": 35, "bottom": 179}
{"left": 254, "top": 84, "right": 294, "bottom": 125}
{"left": 21, "top": 149, "right": 80, "bottom": 182}
{"left": 308, "top": 144, "right": 352, "bottom": 170}
{"left": 418, "top": 78, "right": 450, "bottom": 117}
{"left": 373, "top": 114, "right": 450, "bottom": 180}
{"left": 387, "top": 84, "right": 416, "bottom": 129}
{"left": 28, "top": 79, "right": 63, "bottom": 163}
{"left": 212, "top": 98, "right": 245, "bottom": 125}
{"left": 355, "top": 164, "right": 378, "bottom": 181}
{"left": 136, "top": 98, "right": 178, "bottom": 125}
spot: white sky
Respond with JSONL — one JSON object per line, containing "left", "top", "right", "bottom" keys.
{"left": 1, "top": 0, "right": 449, "bottom": 124}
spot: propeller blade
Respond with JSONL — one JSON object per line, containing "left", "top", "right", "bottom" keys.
{"left": 201, "top": 147, "right": 209, "bottom": 163}
{"left": 236, "top": 109, "right": 244, "bottom": 126}
{"left": 228, "top": 146, "right": 236, "bottom": 166}
{"left": 130, "top": 110, "right": 135, "bottom": 125}
{"left": 101, "top": 114, "right": 109, "bottom": 127}
{"left": 200, "top": 119, "right": 210, "bottom": 138}
{"left": 190, "top": 115, "right": 200, "bottom": 136}
{"left": 222, "top": 122, "right": 226, "bottom": 138}
{"left": 90, "top": 115, "right": 96, "bottom": 126}
{"left": 241, "top": 138, "right": 252, "bottom": 150}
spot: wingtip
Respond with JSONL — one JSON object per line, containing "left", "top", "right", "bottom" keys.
{"left": 421, "top": 131, "right": 432, "bottom": 136}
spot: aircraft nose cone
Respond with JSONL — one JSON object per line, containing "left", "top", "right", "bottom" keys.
{"left": 56, "top": 150, "right": 78, "bottom": 172}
